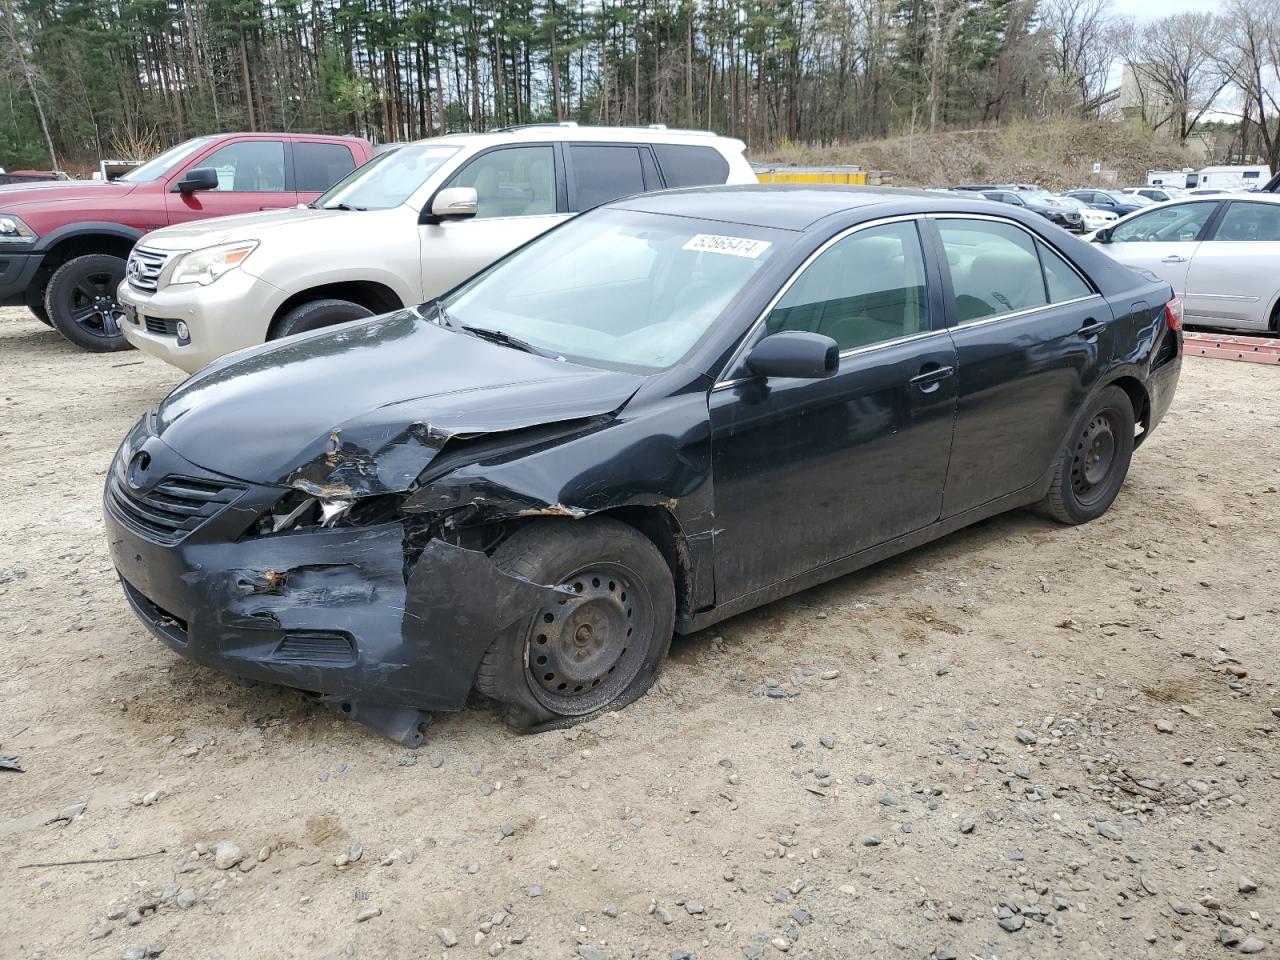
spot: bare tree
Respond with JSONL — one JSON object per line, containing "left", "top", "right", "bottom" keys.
{"left": 1204, "top": 0, "right": 1280, "bottom": 168}
{"left": 1117, "top": 12, "right": 1229, "bottom": 142}
{"left": 1040, "top": 0, "right": 1116, "bottom": 116}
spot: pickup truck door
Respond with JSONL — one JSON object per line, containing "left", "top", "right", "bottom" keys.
{"left": 418, "top": 143, "right": 569, "bottom": 299}
{"left": 165, "top": 138, "right": 298, "bottom": 224}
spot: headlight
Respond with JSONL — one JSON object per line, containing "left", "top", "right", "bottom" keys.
{"left": 169, "top": 241, "right": 258, "bottom": 287}
{"left": 0, "top": 214, "right": 37, "bottom": 244}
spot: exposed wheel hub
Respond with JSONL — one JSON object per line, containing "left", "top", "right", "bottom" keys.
{"left": 1071, "top": 413, "right": 1117, "bottom": 499}
{"left": 527, "top": 569, "right": 639, "bottom": 708}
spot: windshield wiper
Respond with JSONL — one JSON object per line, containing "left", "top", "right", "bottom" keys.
{"left": 460, "top": 323, "right": 553, "bottom": 358}
{"left": 321, "top": 202, "right": 365, "bottom": 211}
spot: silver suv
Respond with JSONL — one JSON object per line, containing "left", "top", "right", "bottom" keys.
{"left": 119, "top": 125, "right": 755, "bottom": 372}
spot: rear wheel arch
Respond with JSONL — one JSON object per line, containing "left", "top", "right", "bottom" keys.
{"left": 1103, "top": 375, "right": 1149, "bottom": 445}
{"left": 268, "top": 281, "right": 404, "bottom": 339}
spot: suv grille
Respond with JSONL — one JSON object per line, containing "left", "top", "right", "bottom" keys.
{"left": 106, "top": 473, "right": 244, "bottom": 544}
{"left": 126, "top": 247, "right": 170, "bottom": 292}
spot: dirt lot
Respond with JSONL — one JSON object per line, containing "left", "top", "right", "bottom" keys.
{"left": 1, "top": 307, "right": 1277, "bottom": 960}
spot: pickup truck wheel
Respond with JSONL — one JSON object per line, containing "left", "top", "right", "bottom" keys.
{"left": 45, "top": 254, "right": 132, "bottom": 352}
{"left": 475, "top": 517, "right": 676, "bottom": 732}
{"left": 270, "top": 298, "right": 374, "bottom": 339}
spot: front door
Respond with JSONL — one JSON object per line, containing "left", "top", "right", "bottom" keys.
{"left": 709, "top": 219, "right": 957, "bottom": 602}
{"left": 419, "top": 144, "right": 568, "bottom": 299}
{"left": 165, "top": 138, "right": 297, "bottom": 223}
{"left": 1099, "top": 200, "right": 1222, "bottom": 301}
{"left": 933, "top": 216, "right": 1115, "bottom": 517}
{"left": 1182, "top": 199, "right": 1280, "bottom": 329}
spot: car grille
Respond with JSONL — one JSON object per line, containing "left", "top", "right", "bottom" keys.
{"left": 145, "top": 316, "right": 180, "bottom": 336}
{"left": 106, "top": 473, "right": 244, "bottom": 544}
{"left": 126, "top": 247, "right": 170, "bottom": 292}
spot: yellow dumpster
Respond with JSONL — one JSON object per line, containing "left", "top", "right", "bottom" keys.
{"left": 755, "top": 167, "right": 868, "bottom": 185}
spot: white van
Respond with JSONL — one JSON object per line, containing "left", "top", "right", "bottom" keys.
{"left": 118, "top": 125, "right": 756, "bottom": 372}
{"left": 1190, "top": 165, "right": 1271, "bottom": 190}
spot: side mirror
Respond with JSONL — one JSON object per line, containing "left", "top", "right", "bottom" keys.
{"left": 430, "top": 187, "right": 478, "bottom": 220}
{"left": 746, "top": 331, "right": 839, "bottom": 380}
{"left": 175, "top": 167, "right": 219, "bottom": 194}
{"left": 1093, "top": 227, "right": 1112, "bottom": 244}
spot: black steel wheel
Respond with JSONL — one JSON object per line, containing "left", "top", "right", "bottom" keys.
{"left": 475, "top": 517, "right": 675, "bottom": 731}
{"left": 45, "top": 254, "right": 133, "bottom": 352}
{"left": 1035, "top": 385, "right": 1134, "bottom": 525}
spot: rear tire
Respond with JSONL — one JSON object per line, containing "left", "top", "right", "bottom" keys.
{"left": 45, "top": 254, "right": 132, "bottom": 351}
{"left": 1035, "top": 385, "right": 1135, "bottom": 525}
{"left": 475, "top": 517, "right": 676, "bottom": 732}
{"left": 270, "top": 298, "right": 374, "bottom": 340}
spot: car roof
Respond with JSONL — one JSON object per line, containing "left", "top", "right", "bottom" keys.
{"left": 613, "top": 183, "right": 1032, "bottom": 231}
{"left": 415, "top": 124, "right": 745, "bottom": 150}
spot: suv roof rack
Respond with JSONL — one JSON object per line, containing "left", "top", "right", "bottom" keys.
{"left": 486, "top": 121, "right": 719, "bottom": 138}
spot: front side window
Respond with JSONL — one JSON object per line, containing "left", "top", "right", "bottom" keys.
{"left": 1111, "top": 202, "right": 1216, "bottom": 243}
{"left": 318, "top": 144, "right": 458, "bottom": 211}
{"left": 446, "top": 145, "right": 556, "bottom": 219}
{"left": 198, "top": 140, "right": 287, "bottom": 192}
{"left": 294, "top": 142, "right": 356, "bottom": 193}
{"left": 570, "top": 145, "right": 646, "bottom": 210}
{"left": 765, "top": 221, "right": 930, "bottom": 350}
{"left": 441, "top": 209, "right": 785, "bottom": 370}
{"left": 938, "top": 219, "right": 1048, "bottom": 322}
{"left": 1213, "top": 202, "right": 1280, "bottom": 241}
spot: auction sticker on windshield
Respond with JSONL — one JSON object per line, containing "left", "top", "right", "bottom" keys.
{"left": 682, "top": 234, "right": 772, "bottom": 258}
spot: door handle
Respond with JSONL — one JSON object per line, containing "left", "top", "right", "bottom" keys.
{"left": 909, "top": 364, "right": 955, "bottom": 392}
{"left": 1077, "top": 318, "right": 1105, "bottom": 339}
{"left": 1161, "top": 255, "right": 1189, "bottom": 263}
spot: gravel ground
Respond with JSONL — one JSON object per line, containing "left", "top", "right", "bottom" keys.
{"left": 1, "top": 307, "right": 1278, "bottom": 960}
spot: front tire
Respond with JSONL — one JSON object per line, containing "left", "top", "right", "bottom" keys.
{"left": 270, "top": 298, "right": 374, "bottom": 340}
{"left": 45, "top": 254, "right": 132, "bottom": 351}
{"left": 476, "top": 517, "right": 676, "bottom": 732}
{"left": 24, "top": 282, "right": 50, "bottom": 326}
{"left": 1035, "top": 385, "right": 1135, "bottom": 525}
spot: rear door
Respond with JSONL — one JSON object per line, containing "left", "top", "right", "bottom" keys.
{"left": 1099, "top": 200, "right": 1221, "bottom": 299}
{"left": 418, "top": 143, "right": 568, "bottom": 299}
{"left": 1181, "top": 199, "right": 1280, "bottom": 330}
{"left": 933, "top": 215, "right": 1114, "bottom": 517}
{"left": 164, "top": 137, "right": 297, "bottom": 223}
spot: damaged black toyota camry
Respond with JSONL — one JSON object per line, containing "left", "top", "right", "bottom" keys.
{"left": 105, "top": 185, "right": 1182, "bottom": 744}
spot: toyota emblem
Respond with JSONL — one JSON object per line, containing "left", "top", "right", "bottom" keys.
{"left": 126, "top": 450, "right": 151, "bottom": 490}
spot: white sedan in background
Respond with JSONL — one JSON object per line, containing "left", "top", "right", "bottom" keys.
{"left": 1052, "top": 195, "right": 1119, "bottom": 232}
{"left": 1091, "top": 194, "right": 1280, "bottom": 333}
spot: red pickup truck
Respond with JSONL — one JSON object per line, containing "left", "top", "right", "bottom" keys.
{"left": 0, "top": 132, "right": 373, "bottom": 351}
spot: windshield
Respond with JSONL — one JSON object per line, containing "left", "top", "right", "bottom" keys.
{"left": 315, "top": 144, "right": 459, "bottom": 210}
{"left": 441, "top": 209, "right": 788, "bottom": 371}
{"left": 118, "top": 137, "right": 217, "bottom": 183}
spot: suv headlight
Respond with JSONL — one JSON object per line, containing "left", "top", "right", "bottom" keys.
{"left": 0, "top": 214, "right": 37, "bottom": 244}
{"left": 169, "top": 241, "right": 258, "bottom": 287}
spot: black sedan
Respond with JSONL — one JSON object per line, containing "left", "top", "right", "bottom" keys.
{"left": 105, "top": 186, "right": 1182, "bottom": 743}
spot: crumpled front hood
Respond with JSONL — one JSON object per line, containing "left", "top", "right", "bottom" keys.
{"left": 0, "top": 178, "right": 135, "bottom": 208}
{"left": 137, "top": 205, "right": 355, "bottom": 253}
{"left": 153, "top": 309, "right": 644, "bottom": 497}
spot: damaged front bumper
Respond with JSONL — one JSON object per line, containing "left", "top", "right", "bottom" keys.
{"left": 104, "top": 431, "right": 564, "bottom": 745}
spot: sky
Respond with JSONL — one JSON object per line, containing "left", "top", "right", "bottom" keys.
{"left": 1110, "top": 0, "right": 1226, "bottom": 18}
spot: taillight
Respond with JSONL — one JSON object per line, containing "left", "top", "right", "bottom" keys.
{"left": 1164, "top": 297, "right": 1183, "bottom": 331}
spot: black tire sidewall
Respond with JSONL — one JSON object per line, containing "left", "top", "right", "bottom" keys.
{"left": 1055, "top": 386, "right": 1135, "bottom": 524}
{"left": 45, "top": 254, "right": 132, "bottom": 351}
{"left": 271, "top": 299, "right": 374, "bottom": 340}
{"left": 482, "top": 518, "right": 676, "bottom": 731}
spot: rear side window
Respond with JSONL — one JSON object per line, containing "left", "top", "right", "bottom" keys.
{"left": 1213, "top": 202, "right": 1280, "bottom": 241}
{"left": 653, "top": 144, "right": 730, "bottom": 187}
{"left": 570, "top": 145, "right": 645, "bottom": 210}
{"left": 938, "top": 219, "right": 1048, "bottom": 322}
{"left": 766, "top": 221, "right": 930, "bottom": 350}
{"left": 1037, "top": 241, "right": 1093, "bottom": 302}
{"left": 294, "top": 142, "right": 357, "bottom": 192}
